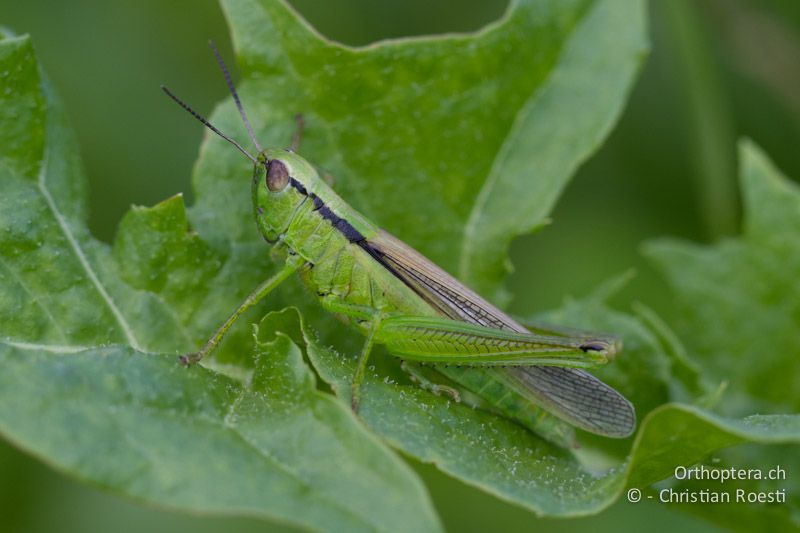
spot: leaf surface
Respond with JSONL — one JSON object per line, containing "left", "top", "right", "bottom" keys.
{"left": 644, "top": 141, "right": 800, "bottom": 528}
{"left": 3, "top": 1, "right": 797, "bottom": 527}
{"left": 0, "top": 31, "right": 440, "bottom": 533}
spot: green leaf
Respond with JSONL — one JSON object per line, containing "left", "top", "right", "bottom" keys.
{"left": 459, "top": 0, "right": 649, "bottom": 303}
{"left": 644, "top": 141, "right": 800, "bottom": 528}
{"left": 0, "top": 32, "right": 440, "bottom": 533}
{"left": 194, "top": 0, "right": 649, "bottom": 305}
{"left": 258, "top": 307, "right": 800, "bottom": 518}
{"left": 646, "top": 141, "right": 800, "bottom": 414}
{"left": 5, "top": 0, "right": 796, "bottom": 527}
{"left": 0, "top": 341, "right": 443, "bottom": 532}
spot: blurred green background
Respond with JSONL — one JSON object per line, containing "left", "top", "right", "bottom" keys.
{"left": 1, "top": 0, "right": 798, "bottom": 531}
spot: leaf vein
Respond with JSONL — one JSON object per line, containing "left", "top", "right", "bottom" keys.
{"left": 36, "top": 151, "right": 143, "bottom": 351}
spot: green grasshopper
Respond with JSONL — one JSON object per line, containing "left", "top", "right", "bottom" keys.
{"left": 162, "top": 44, "right": 635, "bottom": 447}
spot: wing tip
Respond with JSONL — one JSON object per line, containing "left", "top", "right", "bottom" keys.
{"left": 593, "top": 394, "right": 637, "bottom": 438}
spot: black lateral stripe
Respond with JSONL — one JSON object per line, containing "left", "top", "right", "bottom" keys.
{"left": 358, "top": 239, "right": 480, "bottom": 322}
{"left": 358, "top": 241, "right": 422, "bottom": 295}
{"left": 360, "top": 241, "right": 471, "bottom": 330}
{"left": 317, "top": 205, "right": 341, "bottom": 226}
{"left": 289, "top": 177, "right": 308, "bottom": 196}
{"left": 317, "top": 205, "right": 365, "bottom": 243}
{"left": 286, "top": 172, "right": 365, "bottom": 243}
{"left": 336, "top": 218, "right": 365, "bottom": 242}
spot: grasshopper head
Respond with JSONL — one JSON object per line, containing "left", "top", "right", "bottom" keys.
{"left": 252, "top": 149, "right": 321, "bottom": 243}
{"left": 162, "top": 43, "right": 330, "bottom": 246}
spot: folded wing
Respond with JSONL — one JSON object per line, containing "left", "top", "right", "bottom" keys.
{"left": 361, "top": 230, "right": 635, "bottom": 437}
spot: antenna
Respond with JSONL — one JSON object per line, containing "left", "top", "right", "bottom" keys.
{"left": 161, "top": 85, "right": 258, "bottom": 165}
{"left": 208, "top": 40, "right": 263, "bottom": 154}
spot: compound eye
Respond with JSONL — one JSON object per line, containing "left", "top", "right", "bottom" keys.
{"left": 266, "top": 159, "right": 290, "bottom": 192}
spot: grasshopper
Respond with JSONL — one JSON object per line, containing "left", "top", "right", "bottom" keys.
{"left": 162, "top": 43, "right": 635, "bottom": 446}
